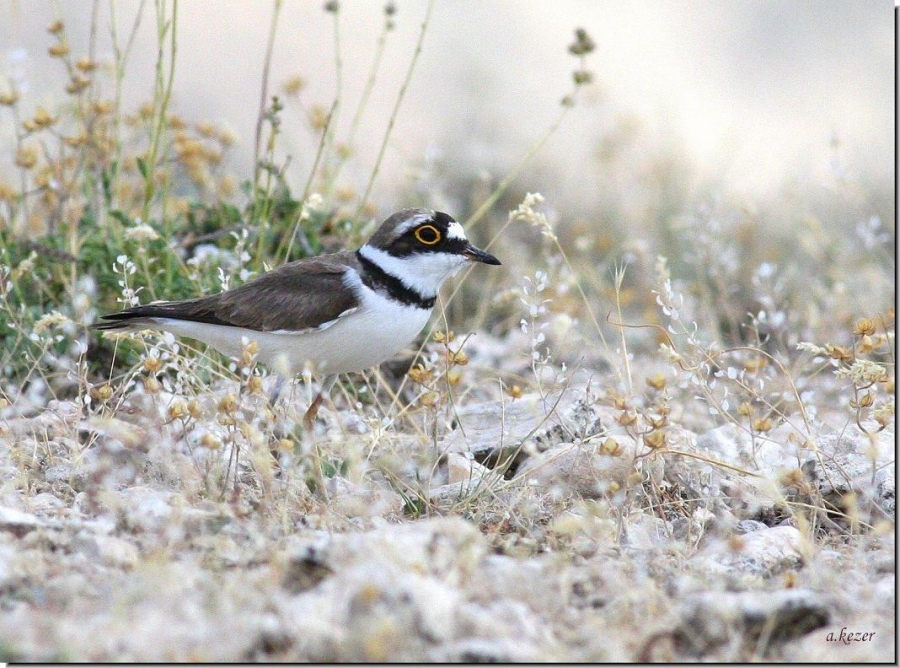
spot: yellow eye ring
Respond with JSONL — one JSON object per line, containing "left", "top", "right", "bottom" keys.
{"left": 414, "top": 224, "right": 441, "bottom": 246}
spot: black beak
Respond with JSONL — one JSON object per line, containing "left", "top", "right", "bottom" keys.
{"left": 463, "top": 243, "right": 501, "bottom": 265}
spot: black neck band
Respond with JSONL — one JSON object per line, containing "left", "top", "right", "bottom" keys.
{"left": 356, "top": 250, "right": 436, "bottom": 309}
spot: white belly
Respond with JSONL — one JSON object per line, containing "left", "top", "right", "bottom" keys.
{"left": 152, "top": 290, "right": 431, "bottom": 376}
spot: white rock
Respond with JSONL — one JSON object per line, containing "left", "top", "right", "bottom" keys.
{"left": 325, "top": 477, "right": 404, "bottom": 518}
{"left": 426, "top": 479, "right": 497, "bottom": 505}
{"left": 281, "top": 561, "right": 463, "bottom": 661}
{"left": 27, "top": 493, "right": 66, "bottom": 515}
{"left": 515, "top": 437, "right": 640, "bottom": 497}
{"left": 622, "top": 513, "right": 671, "bottom": 549}
{"left": 286, "top": 517, "right": 487, "bottom": 587}
{"left": 445, "top": 453, "right": 495, "bottom": 486}
{"left": 733, "top": 519, "right": 768, "bottom": 534}
{"left": 681, "top": 424, "right": 898, "bottom": 523}
{"left": 428, "top": 637, "right": 546, "bottom": 663}
{"left": 0, "top": 507, "right": 44, "bottom": 535}
{"left": 106, "top": 487, "right": 175, "bottom": 531}
{"left": 675, "top": 589, "right": 830, "bottom": 655}
{"left": 466, "top": 554, "right": 567, "bottom": 617}
{"left": 82, "top": 416, "right": 148, "bottom": 450}
{"left": 698, "top": 525, "right": 808, "bottom": 576}
{"left": 73, "top": 532, "right": 140, "bottom": 567}
{"left": 806, "top": 430, "right": 896, "bottom": 518}
{"left": 43, "top": 464, "right": 74, "bottom": 484}
{"left": 695, "top": 423, "right": 802, "bottom": 473}
{"left": 875, "top": 467, "right": 894, "bottom": 514}
{"left": 441, "top": 388, "right": 605, "bottom": 460}
{"left": 450, "top": 598, "right": 556, "bottom": 659}
{"left": 280, "top": 549, "right": 561, "bottom": 662}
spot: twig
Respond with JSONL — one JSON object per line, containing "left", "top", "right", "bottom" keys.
{"left": 356, "top": 0, "right": 433, "bottom": 224}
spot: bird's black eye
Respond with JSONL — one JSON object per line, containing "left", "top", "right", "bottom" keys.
{"left": 414, "top": 224, "right": 441, "bottom": 246}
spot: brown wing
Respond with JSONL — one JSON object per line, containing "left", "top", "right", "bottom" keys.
{"left": 96, "top": 252, "right": 361, "bottom": 332}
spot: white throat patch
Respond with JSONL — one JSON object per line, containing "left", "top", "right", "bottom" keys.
{"left": 358, "top": 244, "right": 467, "bottom": 298}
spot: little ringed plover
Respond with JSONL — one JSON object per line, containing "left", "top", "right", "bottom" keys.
{"left": 94, "top": 209, "right": 501, "bottom": 425}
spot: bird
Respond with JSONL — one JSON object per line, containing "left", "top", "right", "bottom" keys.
{"left": 94, "top": 209, "right": 501, "bottom": 426}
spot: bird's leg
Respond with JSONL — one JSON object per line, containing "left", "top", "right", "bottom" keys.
{"left": 303, "top": 394, "right": 325, "bottom": 431}
{"left": 303, "top": 374, "right": 338, "bottom": 430}
{"left": 268, "top": 374, "right": 287, "bottom": 407}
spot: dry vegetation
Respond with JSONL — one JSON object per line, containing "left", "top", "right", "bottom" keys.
{"left": 0, "top": 2, "right": 894, "bottom": 662}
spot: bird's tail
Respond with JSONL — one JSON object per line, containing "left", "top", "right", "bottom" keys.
{"left": 92, "top": 304, "right": 172, "bottom": 331}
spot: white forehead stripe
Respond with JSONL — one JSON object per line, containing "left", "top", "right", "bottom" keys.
{"left": 395, "top": 212, "right": 434, "bottom": 236}
{"left": 446, "top": 221, "right": 467, "bottom": 241}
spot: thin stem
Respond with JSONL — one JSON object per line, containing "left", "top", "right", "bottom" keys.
{"left": 126, "top": 1, "right": 176, "bottom": 303}
{"left": 252, "top": 0, "right": 282, "bottom": 223}
{"left": 439, "top": 98, "right": 576, "bottom": 318}
{"left": 331, "top": 11, "right": 391, "bottom": 190}
{"left": 613, "top": 262, "right": 633, "bottom": 394}
{"left": 320, "top": 5, "right": 343, "bottom": 202}
{"left": 141, "top": 0, "right": 178, "bottom": 214}
{"left": 109, "top": 0, "right": 146, "bottom": 215}
{"left": 277, "top": 100, "right": 337, "bottom": 264}
{"left": 464, "top": 103, "right": 572, "bottom": 232}
{"left": 356, "top": 0, "right": 433, "bottom": 224}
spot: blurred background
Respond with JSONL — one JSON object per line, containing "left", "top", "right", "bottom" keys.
{"left": 1, "top": 1, "right": 893, "bottom": 216}
{"left": 0, "top": 1, "right": 894, "bottom": 365}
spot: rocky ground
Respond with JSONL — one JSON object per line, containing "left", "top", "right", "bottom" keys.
{"left": 0, "top": 334, "right": 894, "bottom": 662}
